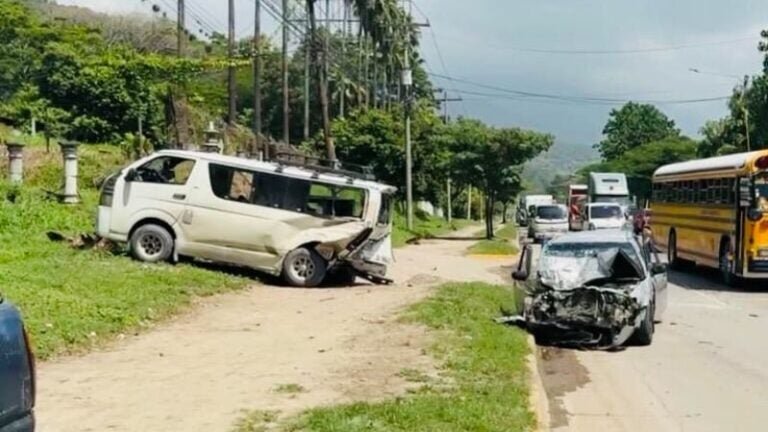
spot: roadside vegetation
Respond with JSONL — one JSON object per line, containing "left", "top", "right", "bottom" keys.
{"left": 468, "top": 224, "right": 519, "bottom": 256}
{"left": 0, "top": 145, "right": 249, "bottom": 359}
{"left": 235, "top": 282, "right": 533, "bottom": 432}
{"left": 392, "top": 211, "right": 473, "bottom": 248}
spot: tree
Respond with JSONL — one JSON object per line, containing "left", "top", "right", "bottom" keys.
{"left": 597, "top": 102, "right": 679, "bottom": 161}
{"left": 448, "top": 119, "right": 553, "bottom": 238}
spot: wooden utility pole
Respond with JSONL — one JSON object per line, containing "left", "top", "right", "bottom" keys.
{"left": 441, "top": 91, "right": 463, "bottom": 123}
{"left": 177, "top": 0, "right": 185, "bottom": 56}
{"left": 253, "top": 0, "right": 263, "bottom": 151}
{"left": 303, "top": 2, "right": 311, "bottom": 141}
{"left": 339, "top": 0, "right": 348, "bottom": 117}
{"left": 282, "top": 0, "right": 290, "bottom": 144}
{"left": 447, "top": 178, "right": 452, "bottom": 223}
{"left": 227, "top": 0, "right": 236, "bottom": 125}
{"left": 404, "top": 0, "right": 413, "bottom": 229}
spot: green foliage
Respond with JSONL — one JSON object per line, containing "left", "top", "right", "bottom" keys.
{"left": 597, "top": 102, "right": 680, "bottom": 161}
{"left": 0, "top": 185, "right": 248, "bottom": 359}
{"left": 283, "top": 282, "right": 533, "bottom": 432}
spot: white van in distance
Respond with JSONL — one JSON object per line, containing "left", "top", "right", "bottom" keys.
{"left": 96, "top": 150, "right": 397, "bottom": 287}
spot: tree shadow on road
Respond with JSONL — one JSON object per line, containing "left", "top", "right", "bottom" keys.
{"left": 669, "top": 267, "right": 768, "bottom": 293}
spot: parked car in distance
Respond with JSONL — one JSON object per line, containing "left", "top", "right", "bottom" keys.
{"left": 0, "top": 298, "right": 35, "bottom": 432}
{"left": 97, "top": 150, "right": 397, "bottom": 287}
{"left": 511, "top": 230, "right": 668, "bottom": 347}
{"left": 528, "top": 204, "right": 569, "bottom": 242}
{"left": 579, "top": 203, "right": 626, "bottom": 231}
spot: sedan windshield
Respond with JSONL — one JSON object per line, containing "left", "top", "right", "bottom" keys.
{"left": 590, "top": 205, "right": 623, "bottom": 219}
{"left": 537, "top": 205, "right": 567, "bottom": 220}
{"left": 544, "top": 241, "right": 638, "bottom": 261}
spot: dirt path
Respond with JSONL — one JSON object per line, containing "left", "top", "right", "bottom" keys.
{"left": 37, "top": 225, "right": 511, "bottom": 432}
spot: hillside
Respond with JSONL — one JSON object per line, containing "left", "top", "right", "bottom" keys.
{"left": 522, "top": 141, "right": 598, "bottom": 193}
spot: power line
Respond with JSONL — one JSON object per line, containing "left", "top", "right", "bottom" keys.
{"left": 428, "top": 72, "right": 731, "bottom": 105}
{"left": 431, "top": 31, "right": 757, "bottom": 55}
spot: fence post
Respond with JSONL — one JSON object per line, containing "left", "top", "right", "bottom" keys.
{"left": 59, "top": 140, "right": 80, "bottom": 204}
{"left": 6, "top": 142, "right": 24, "bottom": 184}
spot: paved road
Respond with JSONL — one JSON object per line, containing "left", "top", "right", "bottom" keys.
{"left": 540, "top": 269, "right": 768, "bottom": 432}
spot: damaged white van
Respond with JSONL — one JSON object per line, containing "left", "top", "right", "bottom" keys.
{"left": 96, "top": 150, "right": 397, "bottom": 287}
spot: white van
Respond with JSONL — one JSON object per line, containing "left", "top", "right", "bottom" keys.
{"left": 579, "top": 203, "right": 626, "bottom": 231}
{"left": 96, "top": 150, "right": 397, "bottom": 287}
{"left": 528, "top": 204, "right": 569, "bottom": 242}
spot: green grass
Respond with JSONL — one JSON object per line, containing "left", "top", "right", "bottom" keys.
{"left": 233, "top": 410, "right": 280, "bottom": 432}
{"left": 467, "top": 223, "right": 519, "bottom": 256}
{"left": 270, "top": 282, "right": 534, "bottom": 432}
{"left": 392, "top": 211, "right": 473, "bottom": 248}
{"left": 0, "top": 175, "right": 249, "bottom": 359}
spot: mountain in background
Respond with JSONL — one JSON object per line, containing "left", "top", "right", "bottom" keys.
{"left": 523, "top": 141, "right": 598, "bottom": 193}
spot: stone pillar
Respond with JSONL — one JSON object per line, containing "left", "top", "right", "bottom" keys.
{"left": 6, "top": 142, "right": 24, "bottom": 184}
{"left": 59, "top": 141, "right": 80, "bottom": 204}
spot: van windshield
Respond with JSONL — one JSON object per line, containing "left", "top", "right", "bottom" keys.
{"left": 536, "top": 205, "right": 567, "bottom": 220}
{"left": 590, "top": 205, "right": 623, "bottom": 219}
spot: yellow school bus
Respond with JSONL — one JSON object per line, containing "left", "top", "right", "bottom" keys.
{"left": 651, "top": 150, "right": 768, "bottom": 284}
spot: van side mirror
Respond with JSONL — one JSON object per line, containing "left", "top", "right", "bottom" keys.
{"left": 124, "top": 168, "right": 138, "bottom": 182}
{"left": 651, "top": 263, "right": 668, "bottom": 275}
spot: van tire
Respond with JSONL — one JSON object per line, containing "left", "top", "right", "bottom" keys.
{"left": 282, "top": 247, "right": 327, "bottom": 287}
{"left": 130, "top": 224, "right": 174, "bottom": 263}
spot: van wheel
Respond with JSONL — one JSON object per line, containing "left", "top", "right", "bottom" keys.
{"left": 130, "top": 224, "right": 174, "bottom": 263}
{"left": 283, "top": 247, "right": 327, "bottom": 287}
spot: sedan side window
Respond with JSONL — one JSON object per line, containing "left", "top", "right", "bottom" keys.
{"left": 135, "top": 156, "right": 195, "bottom": 185}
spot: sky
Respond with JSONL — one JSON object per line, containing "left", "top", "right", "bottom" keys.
{"left": 57, "top": 0, "right": 768, "bottom": 148}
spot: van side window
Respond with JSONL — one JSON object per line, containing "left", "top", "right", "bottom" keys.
{"left": 209, "top": 164, "right": 256, "bottom": 203}
{"left": 135, "top": 156, "right": 195, "bottom": 185}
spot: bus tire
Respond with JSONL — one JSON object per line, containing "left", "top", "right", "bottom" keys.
{"left": 667, "top": 231, "right": 680, "bottom": 269}
{"left": 719, "top": 238, "right": 739, "bottom": 287}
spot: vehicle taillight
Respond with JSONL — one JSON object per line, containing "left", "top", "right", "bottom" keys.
{"left": 22, "top": 326, "right": 36, "bottom": 408}
{"left": 756, "top": 156, "right": 768, "bottom": 170}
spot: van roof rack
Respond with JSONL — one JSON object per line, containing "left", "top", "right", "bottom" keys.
{"left": 273, "top": 152, "right": 376, "bottom": 181}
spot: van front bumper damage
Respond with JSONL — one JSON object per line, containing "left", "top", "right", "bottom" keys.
{"left": 523, "top": 286, "right": 645, "bottom": 347}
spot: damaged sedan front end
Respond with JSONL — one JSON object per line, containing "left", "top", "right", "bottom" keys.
{"left": 508, "top": 230, "right": 667, "bottom": 348}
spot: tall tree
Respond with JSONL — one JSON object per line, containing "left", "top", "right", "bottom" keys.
{"left": 597, "top": 102, "right": 679, "bottom": 161}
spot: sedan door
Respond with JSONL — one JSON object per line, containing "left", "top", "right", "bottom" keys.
{"left": 644, "top": 240, "right": 669, "bottom": 320}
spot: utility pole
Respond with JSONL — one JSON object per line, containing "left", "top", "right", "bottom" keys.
{"left": 282, "top": 0, "right": 290, "bottom": 144}
{"left": 177, "top": 0, "right": 185, "bottom": 56}
{"left": 403, "top": 0, "right": 414, "bottom": 230}
{"left": 253, "top": 0, "right": 262, "bottom": 155}
{"left": 743, "top": 75, "right": 751, "bottom": 152}
{"left": 303, "top": 7, "right": 311, "bottom": 141}
{"left": 227, "top": 0, "right": 236, "bottom": 125}
{"left": 441, "top": 91, "right": 462, "bottom": 123}
{"left": 339, "top": 0, "right": 348, "bottom": 117}
{"left": 467, "top": 186, "right": 472, "bottom": 220}
{"left": 446, "top": 178, "right": 452, "bottom": 223}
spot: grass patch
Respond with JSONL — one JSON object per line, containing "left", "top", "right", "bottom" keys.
{"left": 392, "top": 211, "right": 473, "bottom": 248}
{"left": 396, "top": 368, "right": 431, "bottom": 384}
{"left": 233, "top": 410, "right": 280, "bottom": 432}
{"left": 468, "top": 224, "right": 519, "bottom": 256}
{"left": 0, "top": 148, "right": 250, "bottom": 359}
{"left": 278, "top": 282, "right": 534, "bottom": 432}
{"left": 274, "top": 383, "right": 307, "bottom": 395}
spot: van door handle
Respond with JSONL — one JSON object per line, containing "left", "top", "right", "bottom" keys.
{"left": 173, "top": 193, "right": 187, "bottom": 200}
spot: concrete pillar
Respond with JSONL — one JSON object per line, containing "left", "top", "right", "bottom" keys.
{"left": 59, "top": 140, "right": 80, "bottom": 204}
{"left": 6, "top": 142, "right": 24, "bottom": 184}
